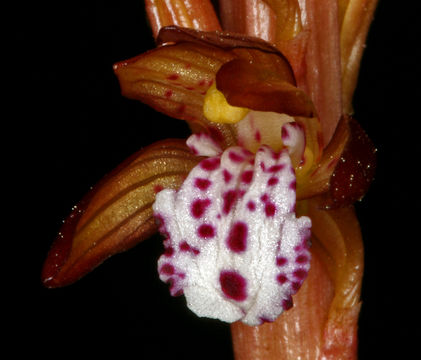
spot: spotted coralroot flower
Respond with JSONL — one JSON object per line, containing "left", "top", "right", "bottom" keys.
{"left": 42, "top": 0, "right": 379, "bottom": 359}
{"left": 154, "top": 134, "right": 311, "bottom": 325}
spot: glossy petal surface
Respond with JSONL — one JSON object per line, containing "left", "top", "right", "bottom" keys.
{"left": 42, "top": 139, "right": 199, "bottom": 287}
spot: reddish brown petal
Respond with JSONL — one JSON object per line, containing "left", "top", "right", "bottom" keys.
{"left": 113, "top": 39, "right": 239, "bottom": 148}
{"left": 157, "top": 25, "right": 282, "bottom": 56}
{"left": 144, "top": 0, "right": 221, "bottom": 39}
{"left": 298, "top": 0, "right": 343, "bottom": 147}
{"left": 114, "top": 26, "right": 303, "bottom": 149}
{"left": 42, "top": 139, "right": 200, "bottom": 288}
{"left": 339, "top": 0, "right": 379, "bottom": 113}
{"left": 320, "top": 116, "right": 377, "bottom": 209}
{"left": 219, "top": 0, "right": 342, "bottom": 147}
{"left": 216, "top": 58, "right": 314, "bottom": 117}
{"left": 219, "top": 0, "right": 277, "bottom": 43}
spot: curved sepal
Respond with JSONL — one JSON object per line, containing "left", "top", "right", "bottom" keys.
{"left": 297, "top": 115, "right": 376, "bottom": 205}
{"left": 216, "top": 58, "right": 314, "bottom": 117}
{"left": 42, "top": 139, "right": 200, "bottom": 288}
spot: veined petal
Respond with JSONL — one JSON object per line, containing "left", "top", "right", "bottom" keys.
{"left": 145, "top": 0, "right": 221, "bottom": 39}
{"left": 219, "top": 0, "right": 343, "bottom": 147}
{"left": 114, "top": 26, "right": 301, "bottom": 149}
{"left": 153, "top": 141, "right": 311, "bottom": 325}
{"left": 42, "top": 139, "right": 199, "bottom": 288}
{"left": 339, "top": 0, "right": 379, "bottom": 113}
{"left": 113, "top": 38, "right": 237, "bottom": 148}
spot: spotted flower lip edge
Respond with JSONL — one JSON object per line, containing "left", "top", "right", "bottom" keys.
{"left": 153, "top": 133, "right": 311, "bottom": 325}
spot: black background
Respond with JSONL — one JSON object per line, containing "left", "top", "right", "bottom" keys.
{"left": 11, "top": 1, "right": 420, "bottom": 358}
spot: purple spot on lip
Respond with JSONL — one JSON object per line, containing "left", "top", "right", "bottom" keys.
{"left": 268, "top": 177, "right": 279, "bottom": 186}
{"left": 268, "top": 164, "right": 284, "bottom": 173}
{"left": 223, "top": 190, "right": 238, "bottom": 214}
{"left": 191, "top": 198, "right": 211, "bottom": 218}
{"left": 293, "top": 269, "right": 307, "bottom": 280}
{"left": 223, "top": 169, "right": 232, "bottom": 183}
{"left": 295, "top": 255, "right": 309, "bottom": 264}
{"left": 160, "top": 263, "right": 175, "bottom": 275}
{"left": 229, "top": 151, "right": 244, "bottom": 163}
{"left": 194, "top": 178, "right": 211, "bottom": 190}
{"left": 220, "top": 270, "right": 247, "bottom": 302}
{"left": 265, "top": 203, "right": 276, "bottom": 217}
{"left": 226, "top": 221, "right": 248, "bottom": 253}
{"left": 197, "top": 224, "right": 215, "bottom": 239}
{"left": 277, "top": 274, "right": 288, "bottom": 284}
{"left": 276, "top": 257, "right": 288, "bottom": 266}
{"left": 247, "top": 201, "right": 256, "bottom": 211}
{"left": 241, "top": 170, "right": 254, "bottom": 184}
{"left": 200, "top": 157, "right": 220, "bottom": 171}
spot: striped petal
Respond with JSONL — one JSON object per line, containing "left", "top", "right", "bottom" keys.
{"left": 145, "top": 0, "right": 221, "bottom": 39}
{"left": 42, "top": 139, "right": 200, "bottom": 288}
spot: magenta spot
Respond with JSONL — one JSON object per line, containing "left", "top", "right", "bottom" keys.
{"left": 295, "top": 255, "right": 309, "bottom": 264}
{"left": 281, "top": 126, "right": 290, "bottom": 140}
{"left": 164, "top": 246, "right": 174, "bottom": 257}
{"left": 247, "top": 201, "right": 256, "bottom": 211}
{"left": 192, "top": 248, "right": 200, "bottom": 255}
{"left": 154, "top": 184, "right": 164, "bottom": 193}
{"left": 282, "top": 297, "right": 293, "bottom": 310}
{"left": 164, "top": 89, "right": 173, "bottom": 98}
{"left": 191, "top": 198, "right": 211, "bottom": 218}
{"left": 276, "top": 257, "right": 288, "bottom": 266}
{"left": 167, "top": 74, "right": 179, "bottom": 81}
{"left": 229, "top": 151, "right": 244, "bottom": 163}
{"left": 277, "top": 274, "right": 288, "bottom": 284}
{"left": 223, "top": 190, "right": 238, "bottom": 214}
{"left": 265, "top": 202, "right": 276, "bottom": 217}
{"left": 254, "top": 130, "right": 261, "bottom": 142}
{"left": 271, "top": 151, "right": 282, "bottom": 160}
{"left": 161, "top": 263, "right": 175, "bottom": 275}
{"left": 268, "top": 164, "right": 285, "bottom": 173}
{"left": 292, "top": 282, "right": 301, "bottom": 292}
{"left": 226, "top": 221, "right": 248, "bottom": 253}
{"left": 200, "top": 157, "right": 220, "bottom": 171}
{"left": 260, "top": 193, "right": 269, "bottom": 203}
{"left": 289, "top": 180, "right": 297, "bottom": 190}
{"left": 194, "top": 178, "right": 212, "bottom": 190}
{"left": 267, "top": 177, "right": 279, "bottom": 186}
{"left": 223, "top": 169, "right": 233, "bottom": 183}
{"left": 220, "top": 270, "right": 247, "bottom": 302}
{"left": 241, "top": 170, "right": 254, "bottom": 184}
{"left": 293, "top": 269, "right": 307, "bottom": 280}
{"left": 198, "top": 224, "right": 215, "bottom": 239}
{"left": 180, "top": 241, "right": 191, "bottom": 252}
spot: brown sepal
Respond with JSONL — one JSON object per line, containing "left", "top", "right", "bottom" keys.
{"left": 42, "top": 139, "right": 200, "bottom": 288}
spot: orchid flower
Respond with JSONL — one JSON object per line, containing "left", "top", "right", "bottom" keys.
{"left": 42, "top": 0, "right": 378, "bottom": 359}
